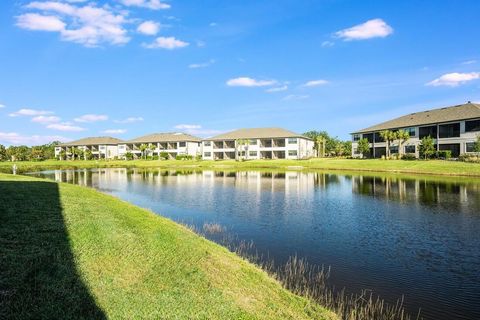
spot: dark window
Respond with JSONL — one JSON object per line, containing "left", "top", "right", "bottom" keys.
{"left": 465, "top": 119, "right": 480, "bottom": 132}
{"left": 438, "top": 123, "right": 460, "bottom": 138}
{"left": 374, "top": 132, "right": 384, "bottom": 143}
{"left": 404, "top": 145, "right": 416, "bottom": 153}
{"left": 179, "top": 142, "right": 186, "bottom": 147}
{"left": 419, "top": 125, "right": 437, "bottom": 139}
{"left": 390, "top": 146, "right": 399, "bottom": 154}
{"left": 363, "top": 133, "right": 374, "bottom": 143}
{"left": 439, "top": 143, "right": 460, "bottom": 157}
{"left": 404, "top": 127, "right": 416, "bottom": 137}
{"left": 466, "top": 142, "right": 476, "bottom": 152}
{"left": 374, "top": 147, "right": 386, "bottom": 158}
{"left": 353, "top": 134, "right": 361, "bottom": 142}
{"left": 249, "top": 151, "right": 257, "bottom": 156}
{"left": 288, "top": 150, "right": 298, "bottom": 156}
{"left": 204, "top": 141, "right": 211, "bottom": 146}
{"left": 204, "top": 152, "right": 211, "bottom": 157}
{"left": 288, "top": 138, "right": 297, "bottom": 144}
{"left": 250, "top": 139, "right": 257, "bottom": 145}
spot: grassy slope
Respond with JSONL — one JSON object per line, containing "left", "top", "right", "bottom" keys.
{"left": 0, "top": 173, "right": 336, "bottom": 320}
{"left": 1, "top": 158, "right": 480, "bottom": 177}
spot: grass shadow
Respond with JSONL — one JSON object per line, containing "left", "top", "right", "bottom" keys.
{"left": 0, "top": 180, "right": 106, "bottom": 319}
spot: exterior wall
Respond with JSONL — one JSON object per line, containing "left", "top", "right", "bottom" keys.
{"left": 351, "top": 118, "right": 480, "bottom": 158}
{"left": 117, "top": 141, "right": 201, "bottom": 159}
{"left": 201, "top": 137, "right": 314, "bottom": 160}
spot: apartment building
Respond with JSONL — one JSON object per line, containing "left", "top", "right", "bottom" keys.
{"left": 118, "top": 132, "right": 201, "bottom": 159}
{"left": 202, "top": 128, "right": 314, "bottom": 160}
{"left": 351, "top": 102, "right": 480, "bottom": 158}
{"left": 55, "top": 136, "right": 123, "bottom": 160}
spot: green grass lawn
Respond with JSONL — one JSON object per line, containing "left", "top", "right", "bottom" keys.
{"left": 1, "top": 157, "right": 480, "bottom": 177}
{"left": 0, "top": 173, "right": 336, "bottom": 319}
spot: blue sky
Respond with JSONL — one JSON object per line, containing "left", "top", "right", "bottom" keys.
{"left": 1, "top": 0, "right": 479, "bottom": 145}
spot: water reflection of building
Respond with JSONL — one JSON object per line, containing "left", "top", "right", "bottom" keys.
{"left": 351, "top": 175, "right": 480, "bottom": 210}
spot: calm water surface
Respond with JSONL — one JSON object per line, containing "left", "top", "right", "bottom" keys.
{"left": 29, "top": 168, "right": 480, "bottom": 320}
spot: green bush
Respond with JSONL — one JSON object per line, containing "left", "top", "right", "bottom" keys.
{"left": 436, "top": 150, "right": 452, "bottom": 160}
{"left": 195, "top": 154, "right": 202, "bottom": 161}
{"left": 175, "top": 154, "right": 193, "bottom": 160}
{"left": 159, "top": 152, "right": 169, "bottom": 160}
{"left": 402, "top": 153, "right": 417, "bottom": 160}
{"left": 125, "top": 152, "right": 134, "bottom": 160}
{"left": 152, "top": 155, "right": 159, "bottom": 160}
{"left": 458, "top": 153, "right": 480, "bottom": 163}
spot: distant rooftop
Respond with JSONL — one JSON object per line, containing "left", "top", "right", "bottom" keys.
{"left": 59, "top": 136, "right": 124, "bottom": 146}
{"left": 125, "top": 132, "right": 201, "bottom": 143}
{"left": 353, "top": 102, "right": 480, "bottom": 134}
{"left": 207, "top": 128, "right": 311, "bottom": 140}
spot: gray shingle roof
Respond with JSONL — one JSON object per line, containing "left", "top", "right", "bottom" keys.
{"left": 125, "top": 132, "right": 201, "bottom": 143}
{"left": 353, "top": 102, "right": 480, "bottom": 134}
{"left": 206, "top": 128, "right": 312, "bottom": 140}
{"left": 59, "top": 136, "right": 124, "bottom": 146}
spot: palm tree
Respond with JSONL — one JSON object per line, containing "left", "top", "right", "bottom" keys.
{"left": 139, "top": 143, "right": 148, "bottom": 160}
{"left": 236, "top": 139, "right": 250, "bottom": 160}
{"left": 149, "top": 143, "right": 157, "bottom": 158}
{"left": 379, "top": 130, "right": 397, "bottom": 159}
{"left": 316, "top": 136, "right": 326, "bottom": 157}
{"left": 396, "top": 130, "right": 410, "bottom": 157}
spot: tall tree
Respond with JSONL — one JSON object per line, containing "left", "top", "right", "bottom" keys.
{"left": 0, "top": 144, "right": 7, "bottom": 161}
{"left": 474, "top": 134, "right": 480, "bottom": 153}
{"left": 396, "top": 130, "right": 410, "bottom": 156}
{"left": 379, "top": 130, "right": 397, "bottom": 158}
{"left": 419, "top": 136, "right": 435, "bottom": 160}
{"left": 357, "top": 138, "right": 370, "bottom": 158}
{"left": 139, "top": 144, "right": 148, "bottom": 160}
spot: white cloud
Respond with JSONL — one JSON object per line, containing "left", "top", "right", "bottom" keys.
{"left": 137, "top": 21, "right": 160, "bottom": 35}
{"left": 209, "top": 22, "right": 217, "bottom": 27}
{"left": 74, "top": 114, "right": 108, "bottom": 122}
{"left": 9, "top": 108, "right": 53, "bottom": 117}
{"left": 335, "top": 18, "right": 393, "bottom": 41}
{"left": 462, "top": 60, "right": 477, "bottom": 65}
{"left": 188, "top": 59, "right": 215, "bottom": 69}
{"left": 303, "top": 79, "right": 329, "bottom": 87}
{"left": 0, "top": 104, "right": 5, "bottom": 108}
{"left": 31, "top": 115, "right": 61, "bottom": 124}
{"left": 114, "top": 116, "right": 144, "bottom": 123}
{"left": 283, "top": 94, "right": 309, "bottom": 101}
{"left": 0, "top": 132, "right": 67, "bottom": 146}
{"left": 174, "top": 124, "right": 201, "bottom": 129}
{"left": 103, "top": 129, "right": 126, "bottom": 134}
{"left": 47, "top": 122, "right": 86, "bottom": 132}
{"left": 16, "top": 13, "right": 66, "bottom": 31}
{"left": 321, "top": 40, "right": 334, "bottom": 48}
{"left": 143, "top": 36, "right": 189, "bottom": 49}
{"left": 18, "top": 1, "right": 130, "bottom": 47}
{"left": 226, "top": 77, "right": 277, "bottom": 87}
{"left": 265, "top": 85, "right": 288, "bottom": 93}
{"left": 120, "top": 0, "right": 171, "bottom": 10}
{"left": 426, "top": 72, "right": 480, "bottom": 87}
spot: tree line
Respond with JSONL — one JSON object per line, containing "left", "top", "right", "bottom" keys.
{"left": 302, "top": 131, "right": 352, "bottom": 157}
{"left": 0, "top": 142, "right": 60, "bottom": 162}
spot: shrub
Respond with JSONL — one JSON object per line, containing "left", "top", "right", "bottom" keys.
{"left": 152, "top": 155, "right": 159, "bottom": 160}
{"left": 195, "top": 154, "right": 202, "bottom": 161}
{"left": 159, "top": 152, "right": 169, "bottom": 160}
{"left": 125, "top": 152, "right": 134, "bottom": 160}
{"left": 436, "top": 150, "right": 452, "bottom": 160}
{"left": 176, "top": 154, "right": 193, "bottom": 160}
{"left": 402, "top": 153, "right": 417, "bottom": 160}
{"left": 458, "top": 153, "right": 480, "bottom": 163}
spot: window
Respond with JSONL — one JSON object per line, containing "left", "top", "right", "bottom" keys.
{"left": 353, "top": 134, "right": 361, "bottom": 142}
{"left": 204, "top": 141, "right": 211, "bottom": 147}
{"left": 354, "top": 148, "right": 359, "bottom": 154}
{"left": 249, "top": 139, "right": 257, "bottom": 145}
{"left": 204, "top": 152, "right": 211, "bottom": 157}
{"left": 419, "top": 125, "right": 437, "bottom": 139}
{"left": 466, "top": 142, "right": 476, "bottom": 153}
{"left": 288, "top": 150, "right": 298, "bottom": 156}
{"left": 179, "top": 142, "right": 186, "bottom": 147}
{"left": 465, "top": 119, "right": 480, "bottom": 132}
{"left": 118, "top": 145, "right": 125, "bottom": 149}
{"left": 374, "top": 132, "right": 384, "bottom": 143}
{"left": 99, "top": 146, "right": 106, "bottom": 150}
{"left": 404, "top": 127, "right": 416, "bottom": 137}
{"left": 404, "top": 145, "right": 416, "bottom": 153}
{"left": 288, "top": 138, "right": 297, "bottom": 144}
{"left": 249, "top": 151, "right": 257, "bottom": 157}
{"left": 363, "top": 133, "right": 374, "bottom": 143}
{"left": 439, "top": 123, "right": 460, "bottom": 138}
{"left": 390, "top": 146, "right": 399, "bottom": 154}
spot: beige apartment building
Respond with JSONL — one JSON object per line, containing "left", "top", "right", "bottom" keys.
{"left": 55, "top": 136, "right": 123, "bottom": 160}
{"left": 117, "top": 132, "right": 201, "bottom": 159}
{"left": 351, "top": 102, "right": 480, "bottom": 158}
{"left": 201, "top": 128, "right": 315, "bottom": 160}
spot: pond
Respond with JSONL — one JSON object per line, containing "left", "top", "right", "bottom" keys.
{"left": 27, "top": 168, "right": 480, "bottom": 320}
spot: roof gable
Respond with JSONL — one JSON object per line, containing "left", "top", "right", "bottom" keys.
{"left": 206, "top": 128, "right": 311, "bottom": 140}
